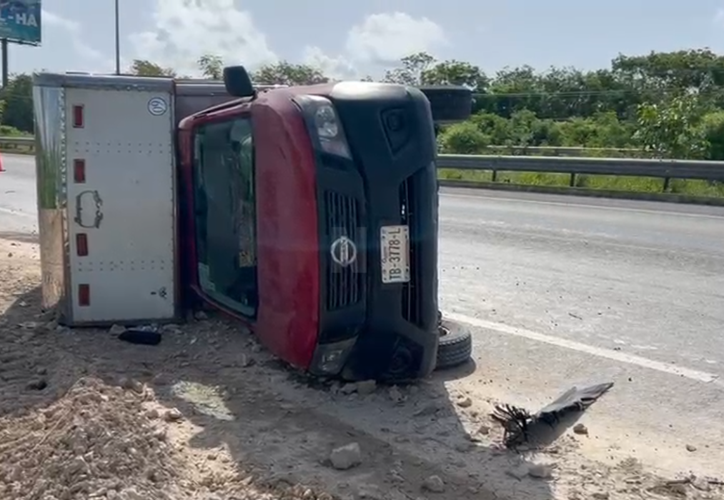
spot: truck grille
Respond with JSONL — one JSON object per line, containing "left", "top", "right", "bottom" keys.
{"left": 324, "top": 191, "right": 362, "bottom": 310}
{"left": 399, "top": 173, "right": 423, "bottom": 326}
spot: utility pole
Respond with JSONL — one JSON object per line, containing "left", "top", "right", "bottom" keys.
{"left": 1, "top": 39, "right": 8, "bottom": 87}
{"left": 114, "top": 0, "right": 120, "bottom": 74}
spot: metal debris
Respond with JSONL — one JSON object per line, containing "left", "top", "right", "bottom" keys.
{"left": 491, "top": 382, "right": 614, "bottom": 447}
{"left": 117, "top": 325, "right": 162, "bottom": 346}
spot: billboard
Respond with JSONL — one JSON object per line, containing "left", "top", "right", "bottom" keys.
{"left": 0, "top": 0, "right": 41, "bottom": 45}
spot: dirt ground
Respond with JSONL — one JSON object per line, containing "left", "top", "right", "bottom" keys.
{"left": 1, "top": 236, "right": 722, "bottom": 500}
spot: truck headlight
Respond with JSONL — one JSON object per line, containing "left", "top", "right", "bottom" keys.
{"left": 297, "top": 95, "right": 352, "bottom": 159}
{"left": 314, "top": 104, "right": 339, "bottom": 138}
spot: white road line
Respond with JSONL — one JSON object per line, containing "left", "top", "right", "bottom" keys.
{"left": 446, "top": 312, "right": 723, "bottom": 386}
{"left": 441, "top": 191, "right": 724, "bottom": 220}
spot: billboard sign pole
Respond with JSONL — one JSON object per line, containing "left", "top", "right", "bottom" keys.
{"left": 0, "top": 0, "right": 42, "bottom": 86}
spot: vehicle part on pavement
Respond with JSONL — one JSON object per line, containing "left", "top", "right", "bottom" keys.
{"left": 435, "top": 318, "right": 473, "bottom": 370}
{"left": 118, "top": 327, "right": 163, "bottom": 346}
{"left": 419, "top": 86, "right": 473, "bottom": 123}
{"left": 492, "top": 382, "right": 614, "bottom": 448}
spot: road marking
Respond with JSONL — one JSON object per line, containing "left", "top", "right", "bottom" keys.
{"left": 445, "top": 312, "right": 723, "bottom": 386}
{"left": 441, "top": 191, "right": 724, "bottom": 220}
{"left": 0, "top": 206, "right": 35, "bottom": 218}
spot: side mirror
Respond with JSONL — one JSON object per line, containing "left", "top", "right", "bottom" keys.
{"left": 224, "top": 66, "right": 255, "bottom": 98}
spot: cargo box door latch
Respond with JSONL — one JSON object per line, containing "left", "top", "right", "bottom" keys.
{"left": 74, "top": 190, "right": 104, "bottom": 229}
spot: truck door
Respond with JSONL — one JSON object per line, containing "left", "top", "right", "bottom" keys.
{"left": 191, "top": 109, "right": 258, "bottom": 318}
{"left": 61, "top": 84, "right": 177, "bottom": 324}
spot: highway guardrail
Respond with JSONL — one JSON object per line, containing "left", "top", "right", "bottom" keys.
{"left": 3, "top": 136, "right": 723, "bottom": 193}
{"left": 0, "top": 136, "right": 34, "bottom": 154}
{"left": 436, "top": 154, "right": 724, "bottom": 192}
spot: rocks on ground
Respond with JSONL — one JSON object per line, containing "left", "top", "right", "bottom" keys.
{"left": 329, "top": 443, "right": 362, "bottom": 471}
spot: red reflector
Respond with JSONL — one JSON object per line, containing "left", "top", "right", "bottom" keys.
{"left": 72, "top": 105, "right": 84, "bottom": 128}
{"left": 76, "top": 233, "right": 88, "bottom": 256}
{"left": 78, "top": 284, "right": 90, "bottom": 306}
{"left": 73, "top": 159, "right": 85, "bottom": 183}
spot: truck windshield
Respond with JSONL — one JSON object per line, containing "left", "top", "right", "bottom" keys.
{"left": 192, "top": 115, "right": 258, "bottom": 317}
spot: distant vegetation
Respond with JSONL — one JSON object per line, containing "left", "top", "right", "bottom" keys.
{"left": 5, "top": 49, "right": 724, "bottom": 196}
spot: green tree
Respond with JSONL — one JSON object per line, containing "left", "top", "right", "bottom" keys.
{"left": 438, "top": 121, "right": 489, "bottom": 154}
{"left": 634, "top": 94, "right": 708, "bottom": 159}
{"left": 382, "top": 52, "right": 436, "bottom": 85}
{"left": 422, "top": 59, "right": 488, "bottom": 89}
{"left": 252, "top": 61, "right": 328, "bottom": 85}
{"left": 12, "top": 47, "right": 724, "bottom": 160}
{"left": 469, "top": 112, "right": 513, "bottom": 145}
{"left": 128, "top": 60, "right": 176, "bottom": 77}
{"left": 198, "top": 54, "right": 224, "bottom": 79}
{"left": 0, "top": 74, "right": 33, "bottom": 133}
{"left": 700, "top": 111, "right": 724, "bottom": 160}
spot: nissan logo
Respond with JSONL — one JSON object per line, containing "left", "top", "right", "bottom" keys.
{"left": 330, "top": 236, "right": 357, "bottom": 267}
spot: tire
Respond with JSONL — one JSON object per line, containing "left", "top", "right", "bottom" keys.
{"left": 419, "top": 86, "right": 473, "bottom": 123}
{"left": 436, "top": 318, "right": 473, "bottom": 370}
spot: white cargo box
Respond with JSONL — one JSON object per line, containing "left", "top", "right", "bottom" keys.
{"left": 32, "top": 73, "right": 238, "bottom": 326}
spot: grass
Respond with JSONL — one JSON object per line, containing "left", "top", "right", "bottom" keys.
{"left": 0, "top": 143, "right": 34, "bottom": 155}
{"left": 440, "top": 145, "right": 724, "bottom": 198}
{"left": 438, "top": 169, "right": 724, "bottom": 198}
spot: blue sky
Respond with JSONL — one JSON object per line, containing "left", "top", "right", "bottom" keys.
{"left": 10, "top": 0, "right": 724, "bottom": 78}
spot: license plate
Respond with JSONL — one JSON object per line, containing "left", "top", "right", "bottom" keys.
{"left": 380, "top": 225, "right": 410, "bottom": 283}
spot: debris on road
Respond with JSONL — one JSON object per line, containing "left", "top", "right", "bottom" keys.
{"left": 118, "top": 325, "right": 163, "bottom": 346}
{"left": 491, "top": 382, "right": 613, "bottom": 447}
{"left": 456, "top": 396, "right": 473, "bottom": 408}
{"left": 527, "top": 463, "right": 554, "bottom": 480}
{"left": 329, "top": 443, "right": 362, "bottom": 470}
{"left": 422, "top": 474, "right": 446, "bottom": 492}
{"left": 573, "top": 423, "right": 588, "bottom": 435}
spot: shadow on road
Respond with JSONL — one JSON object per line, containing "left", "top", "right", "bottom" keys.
{"left": 0, "top": 282, "right": 555, "bottom": 500}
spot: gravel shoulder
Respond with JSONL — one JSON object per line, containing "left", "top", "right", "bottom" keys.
{"left": 1, "top": 237, "right": 721, "bottom": 500}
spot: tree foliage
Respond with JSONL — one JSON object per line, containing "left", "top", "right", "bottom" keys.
{"left": 197, "top": 55, "right": 224, "bottom": 80}
{"left": 128, "top": 59, "right": 176, "bottom": 77}
{"left": 252, "top": 61, "right": 328, "bottom": 86}
{"left": 3, "top": 48, "right": 724, "bottom": 160}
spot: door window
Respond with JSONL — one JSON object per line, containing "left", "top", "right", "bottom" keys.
{"left": 192, "top": 115, "right": 257, "bottom": 317}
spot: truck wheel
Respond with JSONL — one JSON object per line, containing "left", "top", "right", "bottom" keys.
{"left": 419, "top": 86, "right": 473, "bottom": 123}
{"left": 436, "top": 318, "right": 473, "bottom": 370}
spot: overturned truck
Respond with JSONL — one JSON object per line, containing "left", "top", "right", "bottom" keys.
{"left": 32, "top": 67, "right": 473, "bottom": 382}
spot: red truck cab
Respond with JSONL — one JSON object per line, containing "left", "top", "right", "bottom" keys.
{"left": 178, "top": 67, "right": 443, "bottom": 381}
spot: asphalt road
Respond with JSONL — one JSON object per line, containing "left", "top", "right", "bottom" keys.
{"left": 438, "top": 187, "right": 724, "bottom": 474}
{"left": 2, "top": 154, "right": 724, "bottom": 475}
{"left": 0, "top": 153, "right": 37, "bottom": 235}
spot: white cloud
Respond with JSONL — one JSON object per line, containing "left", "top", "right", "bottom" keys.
{"left": 128, "top": 0, "right": 277, "bottom": 76}
{"left": 299, "top": 12, "right": 448, "bottom": 80}
{"left": 123, "top": 6, "right": 446, "bottom": 80}
{"left": 42, "top": 10, "right": 105, "bottom": 64}
{"left": 302, "top": 46, "right": 357, "bottom": 80}
{"left": 344, "top": 12, "right": 447, "bottom": 65}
